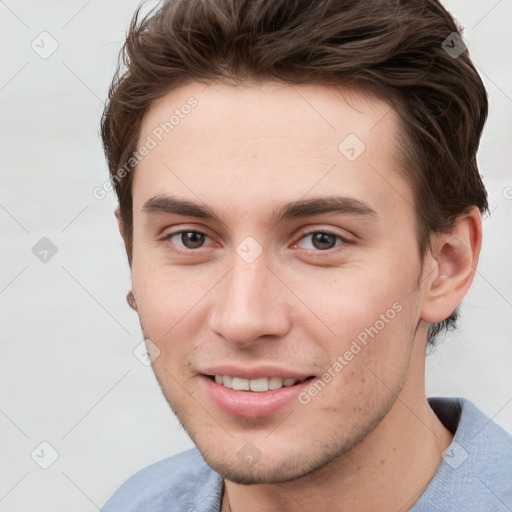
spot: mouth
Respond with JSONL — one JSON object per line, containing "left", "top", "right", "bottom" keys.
{"left": 208, "top": 374, "right": 314, "bottom": 392}
{"left": 201, "top": 373, "right": 316, "bottom": 419}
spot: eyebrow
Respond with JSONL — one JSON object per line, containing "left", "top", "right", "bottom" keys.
{"left": 143, "top": 195, "right": 221, "bottom": 220}
{"left": 271, "top": 196, "right": 378, "bottom": 223}
{"left": 142, "top": 195, "right": 378, "bottom": 223}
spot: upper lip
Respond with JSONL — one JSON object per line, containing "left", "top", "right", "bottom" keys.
{"left": 200, "top": 365, "right": 314, "bottom": 380}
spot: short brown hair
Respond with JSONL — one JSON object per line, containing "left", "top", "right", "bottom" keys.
{"left": 101, "top": 0, "right": 489, "bottom": 344}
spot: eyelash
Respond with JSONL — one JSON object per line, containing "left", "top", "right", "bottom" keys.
{"left": 161, "top": 228, "right": 351, "bottom": 255}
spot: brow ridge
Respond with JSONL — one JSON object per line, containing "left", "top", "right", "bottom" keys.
{"left": 142, "top": 194, "right": 378, "bottom": 224}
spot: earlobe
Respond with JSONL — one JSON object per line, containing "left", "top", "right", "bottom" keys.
{"left": 420, "top": 207, "right": 483, "bottom": 324}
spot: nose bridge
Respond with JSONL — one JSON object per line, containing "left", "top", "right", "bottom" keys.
{"left": 207, "top": 250, "right": 290, "bottom": 345}
{"left": 229, "top": 255, "right": 270, "bottom": 310}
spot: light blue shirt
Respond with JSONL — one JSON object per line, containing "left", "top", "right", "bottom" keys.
{"left": 101, "top": 397, "right": 512, "bottom": 511}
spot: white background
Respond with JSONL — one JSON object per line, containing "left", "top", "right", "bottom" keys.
{"left": 1, "top": 1, "right": 511, "bottom": 510}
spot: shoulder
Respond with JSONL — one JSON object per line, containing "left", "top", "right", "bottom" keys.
{"left": 101, "top": 447, "right": 223, "bottom": 512}
{"left": 431, "top": 396, "right": 512, "bottom": 475}
{"left": 413, "top": 397, "right": 512, "bottom": 511}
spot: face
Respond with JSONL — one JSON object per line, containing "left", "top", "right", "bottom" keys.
{"left": 129, "top": 81, "right": 428, "bottom": 484}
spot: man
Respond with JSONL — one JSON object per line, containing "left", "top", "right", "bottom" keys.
{"left": 100, "top": 0, "right": 512, "bottom": 510}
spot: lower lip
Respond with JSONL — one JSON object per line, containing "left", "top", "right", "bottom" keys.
{"left": 201, "top": 376, "right": 313, "bottom": 419}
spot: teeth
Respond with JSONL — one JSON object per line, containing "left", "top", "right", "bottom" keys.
{"left": 231, "top": 377, "right": 249, "bottom": 391}
{"left": 249, "top": 378, "right": 268, "bottom": 392}
{"left": 213, "top": 375, "right": 300, "bottom": 392}
{"left": 268, "top": 377, "right": 283, "bottom": 390}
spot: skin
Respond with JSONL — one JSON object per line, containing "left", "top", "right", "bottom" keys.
{"left": 119, "top": 81, "right": 482, "bottom": 511}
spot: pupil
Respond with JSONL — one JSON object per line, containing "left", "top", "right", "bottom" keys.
{"left": 182, "top": 232, "right": 205, "bottom": 249}
{"left": 312, "top": 233, "right": 336, "bottom": 250}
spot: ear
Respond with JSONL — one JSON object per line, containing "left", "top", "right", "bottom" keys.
{"left": 420, "top": 207, "right": 483, "bottom": 324}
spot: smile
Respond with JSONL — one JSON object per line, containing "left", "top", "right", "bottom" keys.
{"left": 211, "top": 375, "right": 311, "bottom": 392}
{"left": 202, "top": 373, "right": 316, "bottom": 418}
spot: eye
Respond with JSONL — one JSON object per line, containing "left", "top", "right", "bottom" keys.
{"left": 296, "top": 230, "right": 347, "bottom": 251}
{"left": 167, "top": 230, "right": 210, "bottom": 250}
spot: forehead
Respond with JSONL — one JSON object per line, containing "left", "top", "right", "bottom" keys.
{"left": 133, "top": 81, "right": 411, "bottom": 222}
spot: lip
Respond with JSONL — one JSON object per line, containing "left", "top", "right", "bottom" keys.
{"left": 200, "top": 365, "right": 312, "bottom": 381}
{"left": 200, "top": 374, "right": 315, "bottom": 419}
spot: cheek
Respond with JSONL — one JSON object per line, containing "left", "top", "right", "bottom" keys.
{"left": 302, "top": 296, "right": 418, "bottom": 427}
{"left": 291, "top": 261, "right": 420, "bottom": 393}
{"left": 131, "top": 261, "right": 216, "bottom": 345}
{"left": 289, "top": 263, "right": 414, "bottom": 341}
{"left": 132, "top": 258, "right": 206, "bottom": 308}
{"left": 132, "top": 268, "right": 169, "bottom": 332}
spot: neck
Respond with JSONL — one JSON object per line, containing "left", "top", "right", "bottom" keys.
{"left": 222, "top": 337, "right": 453, "bottom": 512}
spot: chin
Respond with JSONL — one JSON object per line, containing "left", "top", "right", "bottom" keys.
{"left": 196, "top": 432, "right": 365, "bottom": 486}
{"left": 204, "top": 452, "right": 325, "bottom": 485}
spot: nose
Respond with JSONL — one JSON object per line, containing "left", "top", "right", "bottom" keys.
{"left": 207, "top": 253, "right": 291, "bottom": 347}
